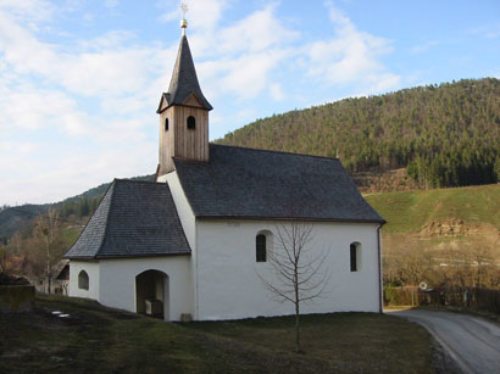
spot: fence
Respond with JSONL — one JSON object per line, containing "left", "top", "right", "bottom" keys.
{"left": 384, "top": 286, "right": 500, "bottom": 314}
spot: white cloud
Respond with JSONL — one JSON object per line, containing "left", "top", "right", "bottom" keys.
{"left": 0, "top": 0, "right": 55, "bottom": 23}
{"left": 410, "top": 40, "right": 440, "bottom": 55}
{"left": 270, "top": 83, "right": 285, "bottom": 101}
{"left": 160, "top": 0, "right": 229, "bottom": 32}
{"left": 467, "top": 24, "right": 500, "bottom": 39}
{"left": 218, "top": 5, "right": 298, "bottom": 54}
{"left": 305, "top": 4, "right": 400, "bottom": 92}
{"left": 0, "top": 1, "right": 402, "bottom": 205}
{"left": 0, "top": 86, "right": 87, "bottom": 133}
{"left": 105, "top": 0, "right": 120, "bottom": 8}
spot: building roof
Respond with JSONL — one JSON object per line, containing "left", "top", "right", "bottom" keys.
{"left": 157, "top": 35, "right": 212, "bottom": 112}
{"left": 174, "top": 144, "right": 385, "bottom": 223}
{"left": 65, "top": 179, "right": 191, "bottom": 259}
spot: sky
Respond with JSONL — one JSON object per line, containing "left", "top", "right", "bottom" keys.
{"left": 1, "top": 0, "right": 499, "bottom": 206}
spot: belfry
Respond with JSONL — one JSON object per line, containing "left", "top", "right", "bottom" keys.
{"left": 156, "top": 16, "right": 212, "bottom": 178}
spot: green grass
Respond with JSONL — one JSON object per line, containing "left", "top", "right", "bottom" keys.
{"left": 61, "top": 226, "right": 81, "bottom": 245}
{"left": 365, "top": 184, "right": 500, "bottom": 233}
{"left": 0, "top": 296, "right": 438, "bottom": 373}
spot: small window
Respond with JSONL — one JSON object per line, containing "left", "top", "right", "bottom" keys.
{"left": 350, "top": 242, "right": 360, "bottom": 272}
{"left": 78, "top": 270, "right": 89, "bottom": 290}
{"left": 256, "top": 234, "right": 267, "bottom": 262}
{"left": 165, "top": 118, "right": 169, "bottom": 131}
{"left": 187, "top": 116, "right": 196, "bottom": 130}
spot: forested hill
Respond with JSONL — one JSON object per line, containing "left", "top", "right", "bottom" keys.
{"left": 218, "top": 78, "right": 500, "bottom": 188}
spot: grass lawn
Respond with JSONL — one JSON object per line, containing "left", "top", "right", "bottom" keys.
{"left": 1, "top": 296, "right": 439, "bottom": 373}
{"left": 365, "top": 184, "right": 500, "bottom": 233}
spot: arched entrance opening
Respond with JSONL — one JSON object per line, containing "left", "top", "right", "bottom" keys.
{"left": 135, "top": 270, "right": 169, "bottom": 320}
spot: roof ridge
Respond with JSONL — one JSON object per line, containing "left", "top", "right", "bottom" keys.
{"left": 65, "top": 181, "right": 115, "bottom": 259}
{"left": 94, "top": 180, "right": 116, "bottom": 259}
{"left": 211, "top": 143, "right": 340, "bottom": 161}
{"left": 114, "top": 178, "right": 159, "bottom": 185}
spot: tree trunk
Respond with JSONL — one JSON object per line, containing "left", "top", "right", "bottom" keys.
{"left": 294, "top": 264, "right": 301, "bottom": 353}
{"left": 295, "top": 301, "right": 300, "bottom": 353}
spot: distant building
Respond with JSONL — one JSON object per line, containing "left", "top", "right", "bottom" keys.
{"left": 65, "top": 18, "right": 384, "bottom": 321}
{"left": 35, "top": 259, "right": 69, "bottom": 295}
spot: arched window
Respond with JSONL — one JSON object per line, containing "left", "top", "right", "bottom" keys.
{"left": 187, "top": 116, "right": 196, "bottom": 130}
{"left": 350, "top": 242, "right": 361, "bottom": 272}
{"left": 164, "top": 118, "right": 169, "bottom": 131}
{"left": 78, "top": 270, "right": 89, "bottom": 290}
{"left": 256, "top": 234, "right": 266, "bottom": 262}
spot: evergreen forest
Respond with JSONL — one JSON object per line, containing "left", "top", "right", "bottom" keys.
{"left": 218, "top": 78, "right": 500, "bottom": 188}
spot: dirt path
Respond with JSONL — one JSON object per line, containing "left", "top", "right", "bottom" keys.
{"left": 390, "top": 309, "right": 500, "bottom": 374}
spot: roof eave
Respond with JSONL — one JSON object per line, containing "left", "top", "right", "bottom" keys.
{"left": 66, "top": 250, "right": 192, "bottom": 261}
{"left": 195, "top": 215, "right": 386, "bottom": 224}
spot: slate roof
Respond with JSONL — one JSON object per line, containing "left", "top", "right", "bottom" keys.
{"left": 65, "top": 179, "right": 191, "bottom": 259}
{"left": 174, "top": 144, "right": 385, "bottom": 223}
{"left": 157, "top": 35, "right": 212, "bottom": 112}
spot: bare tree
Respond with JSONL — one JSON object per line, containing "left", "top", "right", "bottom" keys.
{"left": 258, "top": 222, "right": 330, "bottom": 353}
{"left": 33, "top": 209, "right": 61, "bottom": 294}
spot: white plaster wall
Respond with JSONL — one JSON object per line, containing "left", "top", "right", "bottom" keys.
{"left": 196, "top": 220, "right": 381, "bottom": 320}
{"left": 98, "top": 256, "right": 193, "bottom": 321}
{"left": 164, "top": 171, "right": 200, "bottom": 319}
{"left": 164, "top": 172, "right": 196, "bottom": 250}
{"left": 68, "top": 261, "right": 100, "bottom": 300}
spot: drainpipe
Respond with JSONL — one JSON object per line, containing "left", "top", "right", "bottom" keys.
{"left": 377, "top": 223, "right": 384, "bottom": 313}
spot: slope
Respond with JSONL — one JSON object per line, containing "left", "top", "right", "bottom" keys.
{"left": 218, "top": 78, "right": 500, "bottom": 188}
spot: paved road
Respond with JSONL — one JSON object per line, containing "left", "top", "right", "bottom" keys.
{"left": 391, "top": 309, "right": 500, "bottom": 374}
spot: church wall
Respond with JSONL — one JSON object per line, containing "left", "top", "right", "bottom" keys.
{"left": 164, "top": 171, "right": 200, "bottom": 319}
{"left": 98, "top": 256, "right": 193, "bottom": 322}
{"left": 164, "top": 171, "right": 196, "bottom": 249}
{"left": 195, "top": 220, "right": 381, "bottom": 320}
{"left": 68, "top": 260, "right": 100, "bottom": 300}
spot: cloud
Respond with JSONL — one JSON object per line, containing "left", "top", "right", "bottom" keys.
{"left": 218, "top": 5, "right": 299, "bottom": 54}
{"left": 270, "top": 83, "right": 285, "bottom": 101}
{"left": 0, "top": 0, "right": 55, "bottom": 23}
{"left": 305, "top": 4, "right": 400, "bottom": 92}
{"left": 467, "top": 24, "right": 500, "bottom": 39}
{"left": 105, "top": 0, "right": 120, "bottom": 8}
{"left": 0, "top": 1, "right": 402, "bottom": 205}
{"left": 160, "top": 0, "right": 229, "bottom": 32}
{"left": 188, "top": 4, "right": 297, "bottom": 101}
{"left": 0, "top": 84, "right": 88, "bottom": 134}
{"left": 410, "top": 40, "right": 440, "bottom": 55}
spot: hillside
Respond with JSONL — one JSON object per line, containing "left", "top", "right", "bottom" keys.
{"left": 0, "top": 175, "right": 154, "bottom": 240}
{"left": 3, "top": 78, "right": 498, "bottom": 240}
{"left": 365, "top": 184, "right": 500, "bottom": 287}
{"left": 365, "top": 184, "right": 500, "bottom": 234}
{"left": 219, "top": 78, "right": 500, "bottom": 188}
{"left": 0, "top": 204, "right": 50, "bottom": 240}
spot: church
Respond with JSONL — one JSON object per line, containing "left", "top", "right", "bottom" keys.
{"left": 65, "top": 18, "right": 385, "bottom": 321}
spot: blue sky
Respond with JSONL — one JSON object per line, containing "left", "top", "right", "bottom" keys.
{"left": 1, "top": 0, "right": 499, "bottom": 205}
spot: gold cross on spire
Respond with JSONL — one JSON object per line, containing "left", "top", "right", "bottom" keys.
{"left": 180, "top": 1, "right": 188, "bottom": 33}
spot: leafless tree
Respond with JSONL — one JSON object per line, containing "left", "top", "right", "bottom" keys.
{"left": 258, "top": 222, "right": 330, "bottom": 353}
{"left": 33, "top": 209, "right": 61, "bottom": 294}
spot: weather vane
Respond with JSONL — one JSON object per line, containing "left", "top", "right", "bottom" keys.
{"left": 180, "top": 1, "right": 188, "bottom": 33}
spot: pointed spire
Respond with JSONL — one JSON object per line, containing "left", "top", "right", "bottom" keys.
{"left": 163, "top": 35, "right": 212, "bottom": 111}
{"left": 156, "top": 2, "right": 212, "bottom": 113}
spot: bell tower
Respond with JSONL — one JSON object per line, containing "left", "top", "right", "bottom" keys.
{"left": 156, "top": 13, "right": 212, "bottom": 179}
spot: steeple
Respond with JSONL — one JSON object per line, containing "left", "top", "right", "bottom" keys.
{"left": 156, "top": 12, "right": 212, "bottom": 179}
{"left": 158, "top": 35, "right": 212, "bottom": 112}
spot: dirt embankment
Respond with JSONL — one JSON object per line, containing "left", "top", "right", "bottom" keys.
{"left": 353, "top": 168, "right": 420, "bottom": 193}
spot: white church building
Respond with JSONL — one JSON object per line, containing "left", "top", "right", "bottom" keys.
{"left": 65, "top": 20, "right": 385, "bottom": 322}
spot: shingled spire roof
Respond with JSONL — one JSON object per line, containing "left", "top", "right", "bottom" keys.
{"left": 157, "top": 35, "right": 212, "bottom": 112}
